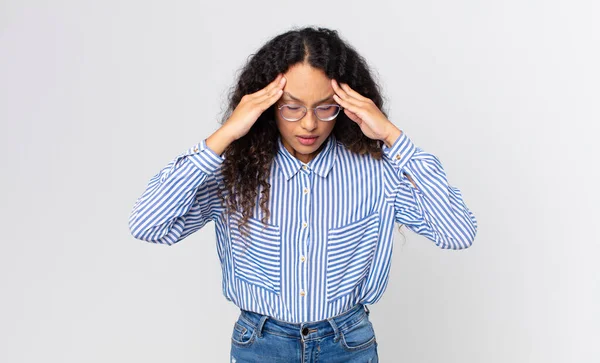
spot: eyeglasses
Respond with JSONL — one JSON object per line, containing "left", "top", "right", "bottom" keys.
{"left": 277, "top": 104, "right": 343, "bottom": 122}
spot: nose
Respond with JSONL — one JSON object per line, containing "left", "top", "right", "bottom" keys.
{"left": 300, "top": 109, "right": 318, "bottom": 131}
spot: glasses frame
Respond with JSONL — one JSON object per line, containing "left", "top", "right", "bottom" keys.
{"left": 277, "top": 103, "right": 343, "bottom": 122}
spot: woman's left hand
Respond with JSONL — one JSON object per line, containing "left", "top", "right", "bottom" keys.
{"left": 331, "top": 79, "right": 400, "bottom": 143}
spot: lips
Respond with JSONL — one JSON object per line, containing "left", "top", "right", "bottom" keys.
{"left": 296, "top": 135, "right": 318, "bottom": 145}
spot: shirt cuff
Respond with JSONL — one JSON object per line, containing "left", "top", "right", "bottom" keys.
{"left": 186, "top": 138, "right": 225, "bottom": 175}
{"left": 381, "top": 130, "right": 417, "bottom": 171}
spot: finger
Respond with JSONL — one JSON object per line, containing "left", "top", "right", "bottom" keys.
{"left": 255, "top": 80, "right": 284, "bottom": 104}
{"left": 268, "top": 87, "right": 284, "bottom": 103}
{"left": 261, "top": 89, "right": 283, "bottom": 111}
{"left": 333, "top": 93, "right": 362, "bottom": 116}
{"left": 331, "top": 78, "right": 347, "bottom": 97}
{"left": 253, "top": 74, "right": 285, "bottom": 98}
{"left": 332, "top": 79, "right": 362, "bottom": 108}
{"left": 258, "top": 86, "right": 283, "bottom": 109}
{"left": 340, "top": 82, "right": 369, "bottom": 102}
{"left": 267, "top": 74, "right": 286, "bottom": 92}
{"left": 252, "top": 74, "right": 281, "bottom": 98}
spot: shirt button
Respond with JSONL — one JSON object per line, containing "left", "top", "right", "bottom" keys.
{"left": 303, "top": 188, "right": 308, "bottom": 194}
{"left": 193, "top": 146, "right": 199, "bottom": 153}
{"left": 302, "top": 222, "right": 307, "bottom": 228}
{"left": 300, "top": 289, "right": 306, "bottom": 296}
{"left": 302, "top": 165, "right": 307, "bottom": 170}
{"left": 300, "top": 255, "right": 306, "bottom": 262}
{"left": 395, "top": 154, "right": 401, "bottom": 160}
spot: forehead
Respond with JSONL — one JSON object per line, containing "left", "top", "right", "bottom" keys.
{"left": 281, "top": 63, "right": 333, "bottom": 103}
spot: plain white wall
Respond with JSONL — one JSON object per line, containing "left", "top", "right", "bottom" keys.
{"left": 1, "top": 0, "right": 598, "bottom": 362}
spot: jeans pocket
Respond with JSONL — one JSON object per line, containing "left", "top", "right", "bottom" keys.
{"left": 326, "top": 212, "right": 380, "bottom": 302}
{"left": 230, "top": 211, "right": 282, "bottom": 295}
{"left": 339, "top": 315, "right": 377, "bottom": 352}
{"left": 231, "top": 316, "right": 257, "bottom": 347}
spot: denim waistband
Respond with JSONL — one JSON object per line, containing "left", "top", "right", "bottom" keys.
{"left": 238, "top": 303, "right": 371, "bottom": 342}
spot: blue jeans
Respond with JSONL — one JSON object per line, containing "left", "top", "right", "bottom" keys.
{"left": 230, "top": 303, "right": 379, "bottom": 362}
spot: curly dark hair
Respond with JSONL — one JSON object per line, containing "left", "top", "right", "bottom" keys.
{"left": 215, "top": 26, "right": 401, "bottom": 239}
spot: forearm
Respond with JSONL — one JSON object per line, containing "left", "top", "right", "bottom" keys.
{"left": 129, "top": 139, "right": 225, "bottom": 244}
{"left": 382, "top": 129, "right": 477, "bottom": 249}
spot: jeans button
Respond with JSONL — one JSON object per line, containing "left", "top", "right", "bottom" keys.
{"left": 302, "top": 327, "right": 309, "bottom": 335}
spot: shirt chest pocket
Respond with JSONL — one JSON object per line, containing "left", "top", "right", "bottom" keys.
{"left": 326, "top": 212, "right": 380, "bottom": 303}
{"left": 229, "top": 212, "right": 282, "bottom": 295}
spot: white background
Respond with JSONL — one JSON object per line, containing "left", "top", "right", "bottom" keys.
{"left": 1, "top": 0, "right": 598, "bottom": 362}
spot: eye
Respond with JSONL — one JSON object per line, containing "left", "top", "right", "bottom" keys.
{"left": 286, "top": 105, "right": 303, "bottom": 110}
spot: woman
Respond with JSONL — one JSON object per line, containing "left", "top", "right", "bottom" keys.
{"left": 129, "top": 26, "right": 477, "bottom": 362}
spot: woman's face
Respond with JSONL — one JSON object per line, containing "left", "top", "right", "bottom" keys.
{"left": 274, "top": 62, "right": 338, "bottom": 164}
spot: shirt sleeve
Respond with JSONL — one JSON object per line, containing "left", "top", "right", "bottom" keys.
{"left": 128, "top": 139, "right": 225, "bottom": 245}
{"left": 382, "top": 131, "right": 478, "bottom": 249}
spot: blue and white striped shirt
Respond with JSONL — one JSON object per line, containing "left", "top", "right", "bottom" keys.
{"left": 128, "top": 131, "right": 478, "bottom": 323}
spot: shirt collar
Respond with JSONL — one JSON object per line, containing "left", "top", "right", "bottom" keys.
{"left": 274, "top": 133, "right": 337, "bottom": 181}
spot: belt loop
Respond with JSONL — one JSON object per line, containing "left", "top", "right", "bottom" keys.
{"left": 364, "top": 304, "right": 370, "bottom": 316}
{"left": 327, "top": 316, "right": 341, "bottom": 343}
{"left": 256, "top": 315, "right": 269, "bottom": 338}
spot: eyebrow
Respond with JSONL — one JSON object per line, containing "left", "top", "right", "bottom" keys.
{"left": 282, "top": 91, "right": 335, "bottom": 106}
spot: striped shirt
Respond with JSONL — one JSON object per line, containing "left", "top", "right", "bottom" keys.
{"left": 128, "top": 131, "right": 478, "bottom": 323}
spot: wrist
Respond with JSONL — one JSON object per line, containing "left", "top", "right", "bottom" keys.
{"left": 383, "top": 127, "right": 402, "bottom": 148}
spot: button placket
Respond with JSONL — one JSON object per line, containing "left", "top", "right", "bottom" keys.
{"left": 300, "top": 171, "right": 311, "bottom": 319}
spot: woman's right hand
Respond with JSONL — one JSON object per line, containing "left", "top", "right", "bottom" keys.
{"left": 222, "top": 73, "right": 286, "bottom": 141}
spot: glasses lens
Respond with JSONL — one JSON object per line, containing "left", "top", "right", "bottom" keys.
{"left": 316, "top": 105, "right": 340, "bottom": 121}
{"left": 280, "top": 105, "right": 306, "bottom": 121}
